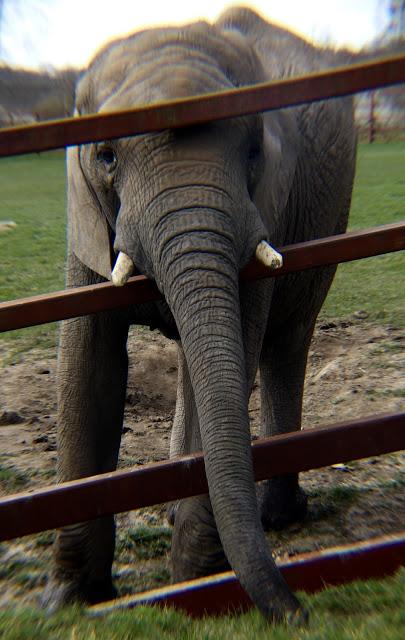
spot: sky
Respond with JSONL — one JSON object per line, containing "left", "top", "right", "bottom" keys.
{"left": 0, "top": 0, "right": 391, "bottom": 70}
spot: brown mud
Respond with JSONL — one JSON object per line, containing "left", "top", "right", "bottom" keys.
{"left": 0, "top": 319, "right": 404, "bottom": 606}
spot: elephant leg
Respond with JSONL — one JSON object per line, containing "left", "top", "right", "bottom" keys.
{"left": 170, "top": 343, "right": 229, "bottom": 581}
{"left": 171, "top": 494, "right": 230, "bottom": 581}
{"left": 258, "top": 320, "right": 313, "bottom": 530}
{"left": 259, "top": 266, "right": 339, "bottom": 530}
{"left": 42, "top": 254, "right": 129, "bottom": 610}
{"left": 167, "top": 343, "right": 198, "bottom": 526}
{"left": 169, "top": 342, "right": 201, "bottom": 458}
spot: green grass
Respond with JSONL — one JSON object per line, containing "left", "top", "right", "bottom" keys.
{"left": 0, "top": 569, "right": 403, "bottom": 639}
{"left": 0, "top": 143, "right": 404, "bottom": 359}
{"left": 117, "top": 525, "right": 172, "bottom": 560}
{"left": 0, "top": 461, "right": 30, "bottom": 492}
{"left": 0, "top": 151, "right": 66, "bottom": 356}
{"left": 322, "top": 142, "right": 405, "bottom": 324}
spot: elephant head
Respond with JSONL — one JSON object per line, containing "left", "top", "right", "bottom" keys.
{"left": 65, "top": 22, "right": 304, "bottom": 622}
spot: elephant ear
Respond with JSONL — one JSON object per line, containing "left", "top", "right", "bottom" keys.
{"left": 262, "top": 110, "right": 298, "bottom": 215}
{"left": 67, "top": 145, "right": 113, "bottom": 281}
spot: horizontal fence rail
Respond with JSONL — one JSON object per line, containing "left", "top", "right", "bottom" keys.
{"left": 1, "top": 221, "right": 404, "bottom": 332}
{"left": 0, "top": 412, "right": 403, "bottom": 542}
{"left": 1, "top": 54, "right": 405, "bottom": 157}
{"left": 90, "top": 532, "right": 405, "bottom": 617}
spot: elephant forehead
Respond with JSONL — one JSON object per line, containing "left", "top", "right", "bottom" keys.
{"left": 97, "top": 58, "right": 234, "bottom": 114}
{"left": 77, "top": 23, "right": 260, "bottom": 114}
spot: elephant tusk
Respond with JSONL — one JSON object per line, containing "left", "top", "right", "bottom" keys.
{"left": 111, "top": 252, "right": 134, "bottom": 286}
{"left": 255, "top": 241, "right": 283, "bottom": 269}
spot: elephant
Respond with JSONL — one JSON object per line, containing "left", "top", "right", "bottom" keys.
{"left": 43, "top": 6, "right": 357, "bottom": 624}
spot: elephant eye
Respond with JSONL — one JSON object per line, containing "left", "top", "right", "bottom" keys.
{"left": 96, "top": 144, "right": 117, "bottom": 172}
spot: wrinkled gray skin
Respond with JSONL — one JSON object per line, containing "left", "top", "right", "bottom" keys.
{"left": 43, "top": 7, "right": 356, "bottom": 623}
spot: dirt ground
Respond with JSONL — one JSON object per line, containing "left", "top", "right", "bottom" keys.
{"left": 0, "top": 317, "right": 404, "bottom": 607}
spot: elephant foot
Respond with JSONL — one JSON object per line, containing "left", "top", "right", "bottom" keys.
{"left": 171, "top": 495, "right": 230, "bottom": 582}
{"left": 41, "top": 573, "right": 117, "bottom": 612}
{"left": 42, "top": 518, "right": 117, "bottom": 610}
{"left": 273, "top": 604, "right": 309, "bottom": 627}
{"left": 259, "top": 474, "right": 308, "bottom": 531}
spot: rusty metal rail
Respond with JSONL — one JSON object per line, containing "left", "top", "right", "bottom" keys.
{"left": 1, "top": 54, "right": 405, "bottom": 157}
{"left": 1, "top": 221, "right": 404, "bottom": 332}
{"left": 0, "top": 412, "right": 403, "bottom": 542}
{"left": 90, "top": 532, "right": 405, "bottom": 617}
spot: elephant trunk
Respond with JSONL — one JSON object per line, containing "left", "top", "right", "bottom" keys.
{"left": 156, "top": 214, "right": 300, "bottom": 621}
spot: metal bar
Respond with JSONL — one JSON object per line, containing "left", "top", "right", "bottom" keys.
{"left": 241, "top": 221, "right": 405, "bottom": 282}
{"left": 1, "top": 221, "right": 404, "bottom": 333}
{"left": 90, "top": 533, "right": 405, "bottom": 617}
{"left": 0, "top": 274, "right": 161, "bottom": 332}
{"left": 0, "top": 412, "right": 403, "bottom": 542}
{"left": 1, "top": 55, "right": 404, "bottom": 157}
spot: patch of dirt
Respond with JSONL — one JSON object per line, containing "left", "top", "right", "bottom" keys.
{"left": 0, "top": 319, "right": 404, "bottom": 607}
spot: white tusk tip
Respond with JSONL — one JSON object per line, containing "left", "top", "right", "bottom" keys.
{"left": 111, "top": 252, "right": 134, "bottom": 287}
{"left": 111, "top": 273, "right": 127, "bottom": 287}
{"left": 255, "top": 241, "right": 283, "bottom": 269}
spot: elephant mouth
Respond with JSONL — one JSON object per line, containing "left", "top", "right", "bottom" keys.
{"left": 111, "top": 238, "right": 283, "bottom": 341}
{"left": 111, "top": 240, "right": 283, "bottom": 287}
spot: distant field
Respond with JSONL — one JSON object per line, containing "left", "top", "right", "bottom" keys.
{"left": 0, "top": 143, "right": 404, "bottom": 357}
{"left": 0, "top": 151, "right": 66, "bottom": 356}
{"left": 322, "top": 142, "right": 405, "bottom": 324}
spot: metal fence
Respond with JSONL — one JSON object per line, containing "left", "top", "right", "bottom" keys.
{"left": 0, "top": 53, "right": 404, "bottom": 616}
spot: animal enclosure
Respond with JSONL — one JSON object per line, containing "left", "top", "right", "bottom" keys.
{"left": 0, "top": 54, "right": 404, "bottom": 617}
